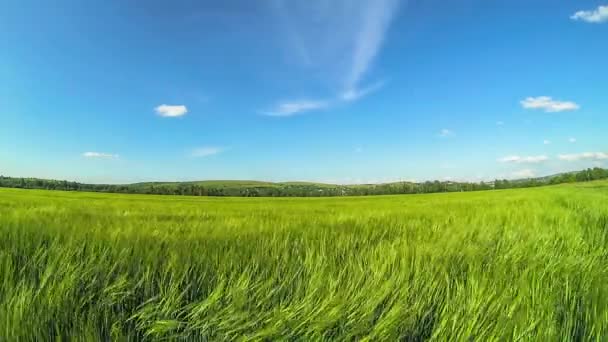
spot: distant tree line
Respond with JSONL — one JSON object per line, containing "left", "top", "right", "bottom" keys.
{"left": 1, "top": 168, "right": 608, "bottom": 197}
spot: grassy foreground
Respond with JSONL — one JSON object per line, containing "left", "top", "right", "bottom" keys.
{"left": 1, "top": 182, "right": 608, "bottom": 340}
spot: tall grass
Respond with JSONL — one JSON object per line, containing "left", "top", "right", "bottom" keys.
{"left": 1, "top": 182, "right": 608, "bottom": 340}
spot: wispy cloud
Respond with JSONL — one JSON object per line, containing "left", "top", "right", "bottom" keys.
{"left": 496, "top": 121, "right": 504, "bottom": 126}
{"left": 82, "top": 152, "right": 118, "bottom": 159}
{"left": 438, "top": 129, "right": 454, "bottom": 138}
{"left": 559, "top": 152, "right": 608, "bottom": 161}
{"left": 543, "top": 139, "right": 551, "bottom": 145}
{"left": 498, "top": 155, "right": 549, "bottom": 164}
{"left": 155, "top": 104, "right": 188, "bottom": 117}
{"left": 343, "top": 0, "right": 400, "bottom": 97}
{"left": 267, "top": 80, "right": 385, "bottom": 117}
{"left": 340, "top": 80, "right": 386, "bottom": 102}
{"left": 263, "top": 100, "right": 329, "bottom": 117}
{"left": 269, "top": 0, "right": 400, "bottom": 116}
{"left": 571, "top": 5, "right": 608, "bottom": 23}
{"left": 191, "top": 146, "right": 223, "bottom": 157}
{"left": 569, "top": 137, "right": 577, "bottom": 143}
{"left": 520, "top": 96, "right": 579, "bottom": 112}
{"left": 512, "top": 169, "right": 536, "bottom": 178}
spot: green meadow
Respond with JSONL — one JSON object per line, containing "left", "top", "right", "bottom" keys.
{"left": 1, "top": 182, "right": 608, "bottom": 340}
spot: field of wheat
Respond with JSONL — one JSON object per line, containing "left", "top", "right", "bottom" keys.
{"left": 1, "top": 182, "right": 608, "bottom": 340}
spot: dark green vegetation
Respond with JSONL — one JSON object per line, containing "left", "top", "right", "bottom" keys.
{"left": 2, "top": 182, "right": 608, "bottom": 340}
{"left": 2, "top": 167, "right": 608, "bottom": 197}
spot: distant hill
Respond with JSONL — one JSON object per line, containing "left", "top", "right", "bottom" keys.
{"left": 1, "top": 167, "right": 607, "bottom": 197}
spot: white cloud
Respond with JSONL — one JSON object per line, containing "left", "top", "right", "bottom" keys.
{"left": 559, "top": 152, "right": 608, "bottom": 161}
{"left": 569, "top": 137, "right": 577, "bottom": 143}
{"left": 543, "top": 139, "right": 551, "bottom": 145}
{"left": 155, "top": 104, "right": 188, "bottom": 117}
{"left": 498, "top": 155, "right": 549, "bottom": 164}
{"left": 520, "top": 96, "right": 579, "bottom": 112}
{"left": 191, "top": 147, "right": 223, "bottom": 157}
{"left": 82, "top": 152, "right": 118, "bottom": 159}
{"left": 438, "top": 129, "right": 454, "bottom": 138}
{"left": 263, "top": 100, "right": 329, "bottom": 117}
{"left": 512, "top": 169, "right": 536, "bottom": 178}
{"left": 571, "top": 5, "right": 608, "bottom": 23}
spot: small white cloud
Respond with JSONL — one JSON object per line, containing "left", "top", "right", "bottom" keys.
{"left": 496, "top": 121, "right": 504, "bottom": 126}
{"left": 438, "top": 129, "right": 454, "bottom": 138}
{"left": 512, "top": 169, "right": 535, "bottom": 178}
{"left": 155, "top": 104, "right": 188, "bottom": 117}
{"left": 191, "top": 147, "right": 223, "bottom": 157}
{"left": 263, "top": 100, "right": 328, "bottom": 117}
{"left": 521, "top": 96, "right": 579, "bottom": 112}
{"left": 498, "top": 155, "right": 549, "bottom": 164}
{"left": 82, "top": 152, "right": 118, "bottom": 159}
{"left": 543, "top": 139, "right": 551, "bottom": 145}
{"left": 569, "top": 137, "right": 577, "bottom": 143}
{"left": 559, "top": 152, "right": 608, "bottom": 161}
{"left": 571, "top": 5, "right": 608, "bottom": 23}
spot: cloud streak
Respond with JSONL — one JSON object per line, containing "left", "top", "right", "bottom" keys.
{"left": 340, "top": 80, "right": 386, "bottom": 102}
{"left": 191, "top": 147, "right": 223, "bottom": 157}
{"left": 266, "top": 80, "right": 386, "bottom": 117}
{"left": 155, "top": 104, "right": 188, "bottom": 117}
{"left": 82, "top": 152, "right": 118, "bottom": 159}
{"left": 571, "top": 5, "right": 608, "bottom": 23}
{"left": 269, "top": 0, "right": 400, "bottom": 116}
{"left": 263, "top": 100, "right": 329, "bottom": 117}
{"left": 344, "top": 0, "right": 400, "bottom": 96}
{"left": 559, "top": 152, "right": 608, "bottom": 161}
{"left": 498, "top": 155, "right": 549, "bottom": 164}
{"left": 520, "top": 96, "right": 579, "bottom": 112}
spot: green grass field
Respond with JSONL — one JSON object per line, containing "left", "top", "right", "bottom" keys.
{"left": 1, "top": 182, "right": 608, "bottom": 340}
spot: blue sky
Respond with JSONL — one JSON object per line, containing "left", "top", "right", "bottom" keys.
{"left": 1, "top": 0, "right": 607, "bottom": 184}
